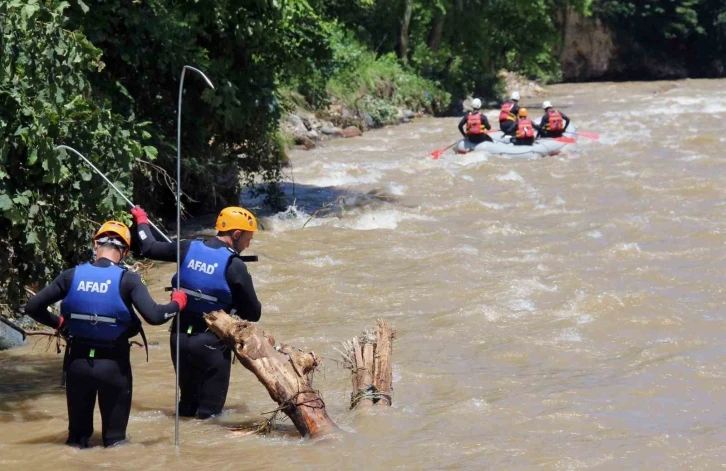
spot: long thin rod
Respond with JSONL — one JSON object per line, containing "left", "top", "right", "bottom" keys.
{"left": 55, "top": 145, "right": 173, "bottom": 243}
{"left": 175, "top": 65, "right": 214, "bottom": 448}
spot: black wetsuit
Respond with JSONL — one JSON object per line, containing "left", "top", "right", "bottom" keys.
{"left": 24, "top": 258, "right": 178, "bottom": 448}
{"left": 134, "top": 223, "right": 261, "bottom": 419}
{"left": 537, "top": 110, "right": 570, "bottom": 138}
{"left": 458, "top": 112, "right": 493, "bottom": 144}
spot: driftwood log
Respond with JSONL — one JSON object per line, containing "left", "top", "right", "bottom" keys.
{"left": 204, "top": 310, "right": 338, "bottom": 438}
{"left": 342, "top": 319, "right": 395, "bottom": 409}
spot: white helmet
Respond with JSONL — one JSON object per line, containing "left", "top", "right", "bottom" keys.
{"left": 471, "top": 98, "right": 482, "bottom": 109}
{"left": 510, "top": 91, "right": 520, "bottom": 101}
{"left": 543, "top": 100, "right": 552, "bottom": 109}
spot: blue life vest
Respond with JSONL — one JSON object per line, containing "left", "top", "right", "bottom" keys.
{"left": 171, "top": 241, "right": 234, "bottom": 314}
{"left": 60, "top": 263, "right": 133, "bottom": 346}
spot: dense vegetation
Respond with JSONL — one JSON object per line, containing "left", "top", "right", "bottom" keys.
{"left": 593, "top": 0, "right": 726, "bottom": 78}
{"left": 1, "top": 0, "right": 725, "bottom": 310}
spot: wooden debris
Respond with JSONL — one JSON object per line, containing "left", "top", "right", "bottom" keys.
{"left": 341, "top": 319, "right": 395, "bottom": 409}
{"left": 203, "top": 310, "right": 338, "bottom": 438}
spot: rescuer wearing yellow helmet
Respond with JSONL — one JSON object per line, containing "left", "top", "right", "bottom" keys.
{"left": 129, "top": 205, "right": 261, "bottom": 419}
{"left": 24, "top": 220, "right": 185, "bottom": 448}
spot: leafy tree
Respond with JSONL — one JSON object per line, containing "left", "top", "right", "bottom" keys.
{"left": 0, "top": 0, "right": 152, "bottom": 308}
{"left": 62, "top": 0, "right": 334, "bottom": 215}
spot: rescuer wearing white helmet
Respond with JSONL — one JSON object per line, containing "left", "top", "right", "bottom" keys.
{"left": 458, "top": 97, "right": 493, "bottom": 144}
{"left": 498, "top": 91, "right": 521, "bottom": 136}
{"left": 537, "top": 100, "right": 571, "bottom": 138}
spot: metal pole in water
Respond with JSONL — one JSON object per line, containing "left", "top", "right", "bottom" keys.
{"left": 175, "top": 65, "right": 214, "bottom": 448}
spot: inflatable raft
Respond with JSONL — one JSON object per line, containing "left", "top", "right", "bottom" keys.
{"left": 455, "top": 124, "right": 577, "bottom": 159}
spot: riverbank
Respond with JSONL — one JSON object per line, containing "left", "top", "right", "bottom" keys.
{"left": 280, "top": 69, "right": 549, "bottom": 151}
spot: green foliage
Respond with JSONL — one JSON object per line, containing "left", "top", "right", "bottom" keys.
{"left": 0, "top": 0, "right": 150, "bottom": 306}
{"left": 321, "top": 0, "right": 592, "bottom": 104}
{"left": 593, "top": 0, "right": 724, "bottom": 77}
{"left": 326, "top": 27, "right": 450, "bottom": 118}
{"left": 62, "top": 0, "right": 334, "bottom": 214}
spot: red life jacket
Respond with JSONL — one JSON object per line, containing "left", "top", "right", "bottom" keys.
{"left": 466, "top": 112, "right": 483, "bottom": 134}
{"left": 499, "top": 102, "right": 516, "bottom": 122}
{"left": 516, "top": 119, "right": 534, "bottom": 138}
{"left": 546, "top": 109, "right": 564, "bottom": 131}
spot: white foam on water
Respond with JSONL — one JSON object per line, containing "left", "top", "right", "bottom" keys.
{"left": 482, "top": 305, "right": 503, "bottom": 322}
{"left": 557, "top": 327, "right": 583, "bottom": 343}
{"left": 262, "top": 205, "right": 317, "bottom": 232}
{"left": 496, "top": 170, "right": 525, "bottom": 183}
{"left": 444, "top": 151, "right": 489, "bottom": 166}
{"left": 508, "top": 298, "right": 536, "bottom": 313}
{"left": 481, "top": 223, "right": 524, "bottom": 235}
{"left": 587, "top": 230, "right": 603, "bottom": 239}
{"left": 294, "top": 161, "right": 385, "bottom": 188}
{"left": 335, "top": 209, "right": 434, "bottom": 231}
{"left": 452, "top": 245, "right": 479, "bottom": 256}
{"left": 612, "top": 242, "right": 642, "bottom": 254}
{"left": 306, "top": 256, "right": 343, "bottom": 267}
{"left": 385, "top": 182, "right": 407, "bottom": 195}
{"left": 481, "top": 201, "right": 504, "bottom": 210}
{"left": 679, "top": 154, "right": 709, "bottom": 162}
{"left": 447, "top": 397, "right": 490, "bottom": 415}
{"left": 355, "top": 145, "right": 390, "bottom": 152}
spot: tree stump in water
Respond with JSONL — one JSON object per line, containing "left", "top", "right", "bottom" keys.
{"left": 203, "top": 310, "right": 338, "bottom": 438}
{"left": 342, "top": 319, "right": 395, "bottom": 408}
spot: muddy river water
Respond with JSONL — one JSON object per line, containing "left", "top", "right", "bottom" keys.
{"left": 1, "top": 79, "right": 725, "bottom": 469}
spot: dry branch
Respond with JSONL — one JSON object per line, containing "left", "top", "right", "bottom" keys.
{"left": 204, "top": 310, "right": 338, "bottom": 438}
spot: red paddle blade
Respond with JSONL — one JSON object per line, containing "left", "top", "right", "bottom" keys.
{"left": 576, "top": 131, "right": 600, "bottom": 140}
{"left": 430, "top": 149, "right": 445, "bottom": 159}
{"left": 554, "top": 137, "right": 576, "bottom": 144}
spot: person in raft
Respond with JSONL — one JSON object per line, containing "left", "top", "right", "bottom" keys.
{"left": 537, "top": 100, "right": 571, "bottom": 138}
{"left": 24, "top": 220, "right": 186, "bottom": 448}
{"left": 129, "top": 205, "right": 262, "bottom": 419}
{"left": 498, "top": 91, "right": 521, "bottom": 136}
{"left": 512, "top": 108, "right": 538, "bottom": 146}
{"left": 458, "top": 98, "right": 493, "bottom": 144}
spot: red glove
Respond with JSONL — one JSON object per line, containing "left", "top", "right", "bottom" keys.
{"left": 171, "top": 289, "right": 187, "bottom": 312}
{"left": 55, "top": 315, "right": 65, "bottom": 332}
{"left": 130, "top": 205, "right": 150, "bottom": 225}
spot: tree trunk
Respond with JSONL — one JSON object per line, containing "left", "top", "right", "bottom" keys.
{"left": 343, "top": 320, "right": 395, "bottom": 408}
{"left": 429, "top": 9, "right": 445, "bottom": 53}
{"left": 399, "top": 0, "right": 413, "bottom": 65}
{"left": 204, "top": 311, "right": 338, "bottom": 438}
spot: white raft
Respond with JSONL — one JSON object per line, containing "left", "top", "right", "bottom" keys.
{"left": 455, "top": 124, "right": 577, "bottom": 159}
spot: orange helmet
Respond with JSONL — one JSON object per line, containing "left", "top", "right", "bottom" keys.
{"left": 215, "top": 206, "right": 258, "bottom": 232}
{"left": 95, "top": 221, "right": 131, "bottom": 247}
{"left": 518, "top": 107, "right": 528, "bottom": 118}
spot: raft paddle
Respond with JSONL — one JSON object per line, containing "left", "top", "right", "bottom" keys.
{"left": 431, "top": 130, "right": 499, "bottom": 159}
{"left": 576, "top": 131, "right": 600, "bottom": 140}
{"left": 553, "top": 136, "right": 577, "bottom": 144}
{"left": 430, "top": 142, "right": 457, "bottom": 159}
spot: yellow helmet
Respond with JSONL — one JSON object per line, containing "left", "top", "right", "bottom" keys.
{"left": 518, "top": 107, "right": 528, "bottom": 118}
{"left": 215, "top": 206, "right": 258, "bottom": 232}
{"left": 95, "top": 220, "right": 131, "bottom": 247}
